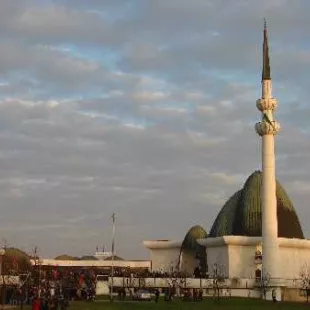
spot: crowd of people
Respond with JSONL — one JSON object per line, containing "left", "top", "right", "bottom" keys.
{"left": 32, "top": 295, "right": 69, "bottom": 310}
{"left": 5, "top": 269, "right": 97, "bottom": 309}
{"left": 112, "top": 268, "right": 207, "bottom": 279}
{"left": 3, "top": 265, "right": 211, "bottom": 308}
{"left": 6, "top": 284, "right": 70, "bottom": 310}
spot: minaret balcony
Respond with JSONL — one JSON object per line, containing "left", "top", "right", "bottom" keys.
{"left": 255, "top": 120, "right": 280, "bottom": 136}
{"left": 256, "top": 98, "right": 277, "bottom": 111}
{"left": 254, "top": 256, "right": 262, "bottom": 264}
{"left": 254, "top": 253, "right": 262, "bottom": 264}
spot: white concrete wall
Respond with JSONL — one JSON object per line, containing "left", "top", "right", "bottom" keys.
{"left": 145, "top": 237, "right": 310, "bottom": 281}
{"left": 179, "top": 250, "right": 198, "bottom": 275}
{"left": 202, "top": 236, "right": 310, "bottom": 281}
{"left": 206, "top": 245, "right": 229, "bottom": 278}
{"left": 143, "top": 240, "right": 182, "bottom": 272}
{"left": 96, "top": 281, "right": 110, "bottom": 295}
{"left": 106, "top": 276, "right": 261, "bottom": 299}
{"left": 0, "top": 276, "right": 20, "bottom": 285}
{"left": 31, "top": 259, "right": 151, "bottom": 269}
{"left": 149, "top": 248, "right": 181, "bottom": 272}
{"left": 228, "top": 244, "right": 257, "bottom": 279}
{"left": 278, "top": 244, "right": 310, "bottom": 280}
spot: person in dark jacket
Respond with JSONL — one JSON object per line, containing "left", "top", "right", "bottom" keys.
{"left": 154, "top": 289, "right": 159, "bottom": 303}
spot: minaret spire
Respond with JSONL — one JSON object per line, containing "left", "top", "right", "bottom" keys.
{"left": 255, "top": 21, "right": 281, "bottom": 300}
{"left": 262, "top": 18, "right": 271, "bottom": 81}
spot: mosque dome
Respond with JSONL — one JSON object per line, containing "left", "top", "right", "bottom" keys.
{"left": 179, "top": 225, "right": 207, "bottom": 273}
{"left": 181, "top": 225, "right": 208, "bottom": 252}
{"left": 209, "top": 171, "right": 304, "bottom": 239}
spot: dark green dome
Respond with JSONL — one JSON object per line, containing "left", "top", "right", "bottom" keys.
{"left": 209, "top": 171, "right": 304, "bottom": 239}
{"left": 181, "top": 225, "right": 208, "bottom": 252}
{"left": 179, "top": 225, "right": 207, "bottom": 273}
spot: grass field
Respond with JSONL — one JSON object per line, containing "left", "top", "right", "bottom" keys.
{"left": 24, "top": 298, "right": 310, "bottom": 310}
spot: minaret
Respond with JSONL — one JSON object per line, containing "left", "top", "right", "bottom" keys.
{"left": 255, "top": 21, "right": 280, "bottom": 287}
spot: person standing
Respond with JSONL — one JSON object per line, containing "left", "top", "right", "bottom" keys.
{"left": 154, "top": 289, "right": 159, "bottom": 303}
{"left": 41, "top": 299, "right": 49, "bottom": 310}
{"left": 272, "top": 289, "right": 277, "bottom": 303}
{"left": 32, "top": 297, "right": 41, "bottom": 310}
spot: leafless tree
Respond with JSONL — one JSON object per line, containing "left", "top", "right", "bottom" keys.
{"left": 300, "top": 264, "right": 310, "bottom": 303}
{"left": 165, "top": 271, "right": 187, "bottom": 299}
{"left": 231, "top": 277, "right": 241, "bottom": 288}
{"left": 1, "top": 253, "right": 25, "bottom": 308}
{"left": 209, "top": 263, "right": 226, "bottom": 300}
{"left": 258, "top": 273, "right": 271, "bottom": 300}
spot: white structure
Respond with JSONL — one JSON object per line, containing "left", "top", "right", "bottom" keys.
{"left": 143, "top": 24, "right": 310, "bottom": 302}
{"left": 144, "top": 226, "right": 207, "bottom": 274}
{"left": 255, "top": 21, "right": 281, "bottom": 288}
{"left": 199, "top": 236, "right": 310, "bottom": 281}
{"left": 94, "top": 251, "right": 113, "bottom": 260}
{"left": 30, "top": 258, "right": 151, "bottom": 269}
{"left": 143, "top": 240, "right": 182, "bottom": 272}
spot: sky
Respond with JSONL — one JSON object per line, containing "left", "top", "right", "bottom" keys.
{"left": 0, "top": 0, "right": 310, "bottom": 259}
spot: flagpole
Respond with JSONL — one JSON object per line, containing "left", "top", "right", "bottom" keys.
{"left": 110, "top": 213, "right": 115, "bottom": 301}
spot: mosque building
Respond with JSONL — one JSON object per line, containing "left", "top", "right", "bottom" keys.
{"left": 143, "top": 23, "right": 310, "bottom": 298}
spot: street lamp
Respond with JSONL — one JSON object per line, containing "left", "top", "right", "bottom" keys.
{"left": 110, "top": 213, "right": 116, "bottom": 302}
{"left": 38, "top": 258, "right": 43, "bottom": 298}
{"left": 0, "top": 248, "right": 6, "bottom": 310}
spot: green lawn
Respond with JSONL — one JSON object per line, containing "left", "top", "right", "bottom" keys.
{"left": 24, "top": 298, "right": 310, "bottom": 310}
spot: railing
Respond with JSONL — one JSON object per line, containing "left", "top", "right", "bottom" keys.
{"left": 104, "top": 276, "right": 303, "bottom": 290}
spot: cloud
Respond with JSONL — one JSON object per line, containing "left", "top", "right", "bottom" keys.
{"left": 0, "top": 0, "right": 309, "bottom": 258}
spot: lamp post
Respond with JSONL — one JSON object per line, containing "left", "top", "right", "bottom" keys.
{"left": 0, "top": 248, "right": 6, "bottom": 310}
{"left": 110, "top": 213, "right": 116, "bottom": 302}
{"left": 33, "top": 247, "right": 42, "bottom": 298}
{"left": 38, "top": 258, "right": 43, "bottom": 298}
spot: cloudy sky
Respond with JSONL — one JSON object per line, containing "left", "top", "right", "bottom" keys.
{"left": 0, "top": 0, "right": 309, "bottom": 259}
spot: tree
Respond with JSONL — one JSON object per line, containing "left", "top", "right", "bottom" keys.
{"left": 209, "top": 263, "right": 226, "bottom": 301}
{"left": 165, "top": 271, "right": 187, "bottom": 300}
{"left": 300, "top": 264, "right": 310, "bottom": 303}
{"left": 0, "top": 247, "right": 32, "bottom": 307}
{"left": 30, "top": 247, "right": 44, "bottom": 298}
{"left": 258, "top": 273, "right": 271, "bottom": 300}
{"left": 2, "top": 248, "right": 31, "bottom": 275}
{"left": 19, "top": 272, "right": 31, "bottom": 310}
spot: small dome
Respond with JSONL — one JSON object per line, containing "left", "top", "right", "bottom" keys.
{"left": 209, "top": 171, "right": 304, "bottom": 239}
{"left": 181, "top": 225, "right": 208, "bottom": 252}
{"left": 179, "top": 225, "right": 207, "bottom": 274}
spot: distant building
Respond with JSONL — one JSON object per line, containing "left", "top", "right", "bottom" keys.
{"left": 30, "top": 257, "right": 151, "bottom": 274}
{"left": 94, "top": 251, "right": 113, "bottom": 260}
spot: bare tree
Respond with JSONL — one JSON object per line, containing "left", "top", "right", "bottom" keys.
{"left": 210, "top": 263, "right": 226, "bottom": 301}
{"left": 300, "top": 264, "right": 310, "bottom": 303}
{"left": 258, "top": 273, "right": 271, "bottom": 300}
{"left": 0, "top": 249, "right": 27, "bottom": 308}
{"left": 231, "top": 277, "right": 241, "bottom": 288}
{"left": 19, "top": 273, "right": 31, "bottom": 310}
{"left": 31, "top": 247, "right": 43, "bottom": 298}
{"left": 165, "top": 271, "right": 187, "bottom": 300}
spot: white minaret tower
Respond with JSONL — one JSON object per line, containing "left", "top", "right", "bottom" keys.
{"left": 255, "top": 21, "right": 281, "bottom": 293}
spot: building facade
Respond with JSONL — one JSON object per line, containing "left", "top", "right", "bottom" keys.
{"left": 143, "top": 24, "right": 310, "bottom": 301}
